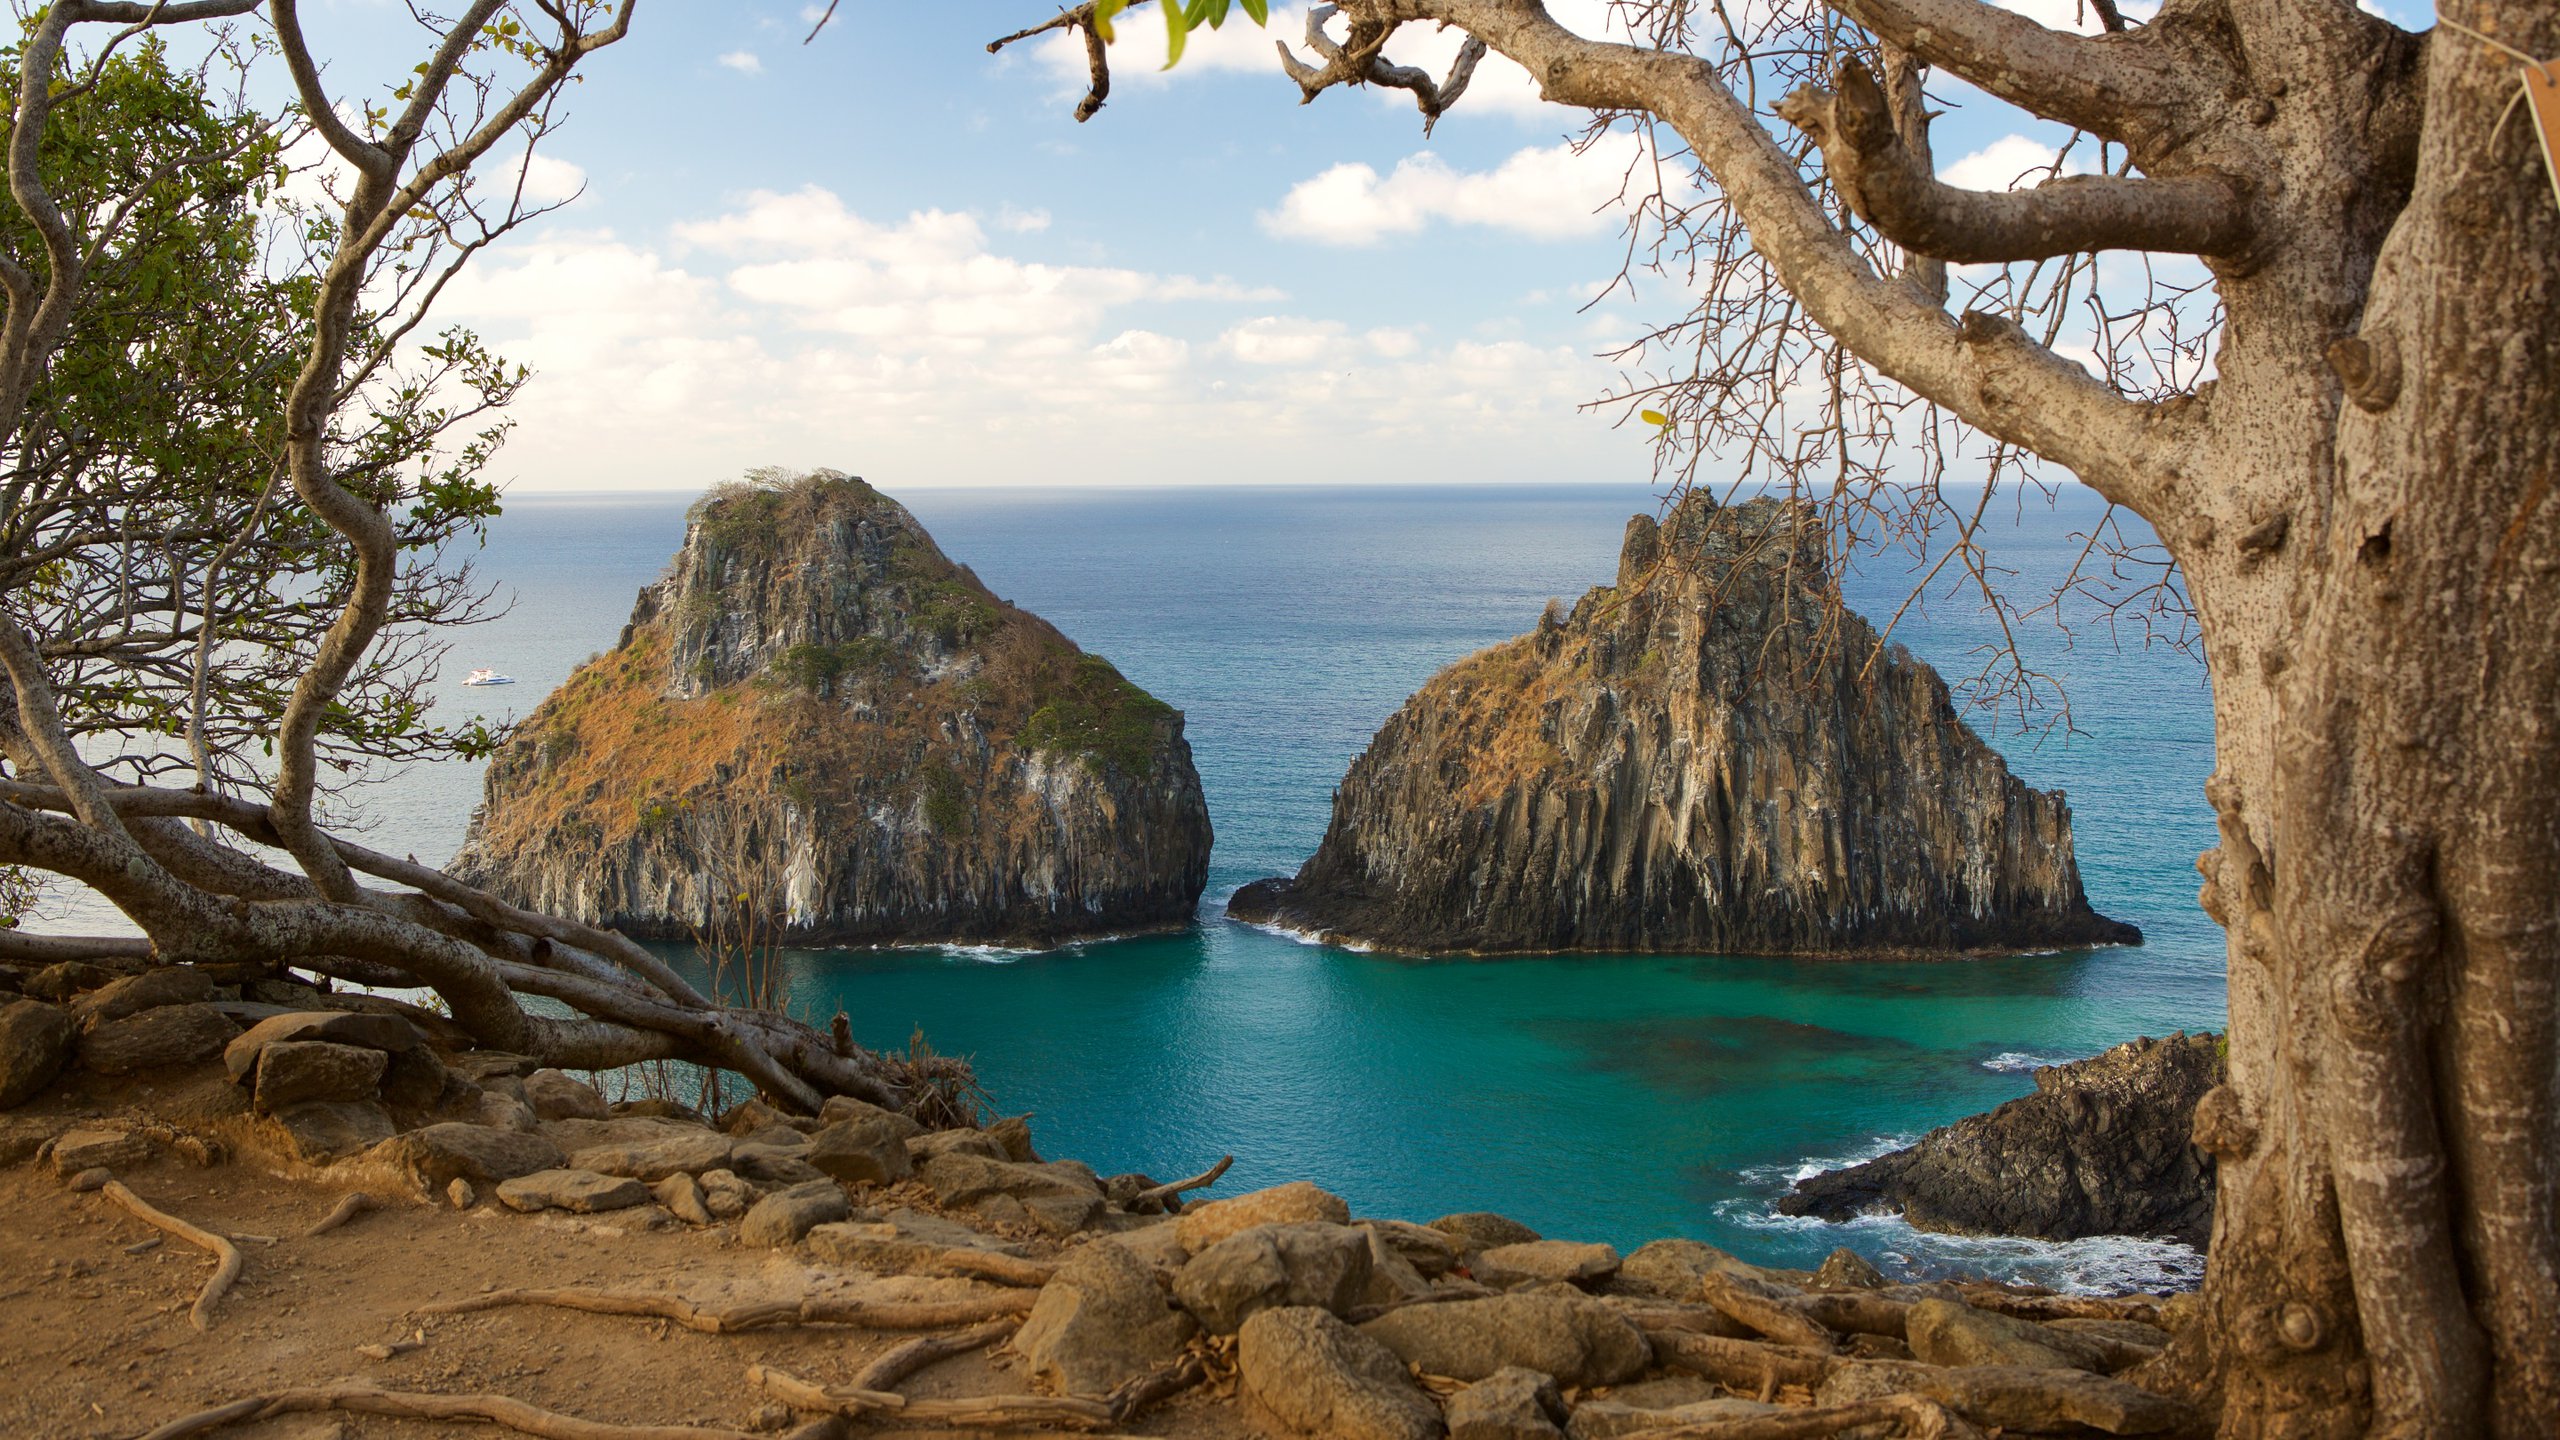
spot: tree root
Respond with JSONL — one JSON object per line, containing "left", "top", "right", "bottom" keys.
{"left": 1131, "top": 1154, "right": 1231, "bottom": 1212}
{"left": 1619, "top": 1393, "right": 1988, "bottom": 1438}
{"left": 850, "top": 1317, "right": 1019, "bottom": 1392}
{"left": 746, "top": 1365, "right": 1117, "bottom": 1430}
{"left": 303, "top": 1191, "right": 379, "bottom": 1237}
{"left": 1647, "top": 1330, "right": 1833, "bottom": 1392}
{"left": 100, "top": 1180, "right": 241, "bottom": 1332}
{"left": 136, "top": 1383, "right": 763, "bottom": 1440}
{"left": 417, "top": 1286, "right": 1035, "bottom": 1333}
{"left": 931, "top": 1250, "right": 1056, "bottom": 1288}
{"left": 1697, "top": 1272, "right": 1840, "bottom": 1351}
{"left": 1953, "top": 1288, "right": 2165, "bottom": 1327}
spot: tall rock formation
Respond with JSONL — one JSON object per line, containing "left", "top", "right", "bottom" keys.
{"left": 452, "top": 472, "right": 1212, "bottom": 947}
{"left": 1228, "top": 495, "right": 2138, "bottom": 956}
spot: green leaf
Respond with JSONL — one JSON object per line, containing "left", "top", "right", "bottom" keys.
{"left": 1092, "top": 0, "right": 1128, "bottom": 42}
{"left": 1187, "top": 0, "right": 1229, "bottom": 27}
{"left": 1163, "top": 0, "right": 1188, "bottom": 68}
{"left": 1640, "top": 409, "right": 1671, "bottom": 427}
{"left": 1239, "top": 0, "right": 1268, "bottom": 22}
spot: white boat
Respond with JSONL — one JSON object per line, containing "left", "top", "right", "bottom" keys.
{"left": 461, "top": 668, "right": 516, "bottom": 687}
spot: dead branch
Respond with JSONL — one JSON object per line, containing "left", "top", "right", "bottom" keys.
{"left": 851, "top": 1317, "right": 1019, "bottom": 1393}
{"left": 136, "top": 1383, "right": 761, "bottom": 1440}
{"left": 100, "top": 1180, "right": 241, "bottom": 1332}
{"left": 984, "top": 2, "right": 1121, "bottom": 123}
{"left": 303, "top": 1191, "right": 379, "bottom": 1237}
{"left": 417, "top": 1287, "right": 1035, "bottom": 1334}
{"left": 1130, "top": 1153, "right": 1231, "bottom": 1210}
{"left": 1276, "top": 4, "right": 1485, "bottom": 133}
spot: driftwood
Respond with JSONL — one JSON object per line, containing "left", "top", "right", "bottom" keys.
{"left": 303, "top": 1191, "right": 380, "bottom": 1237}
{"left": 136, "top": 1384, "right": 762, "bottom": 1440}
{"left": 1131, "top": 1154, "right": 1232, "bottom": 1211}
{"left": 101, "top": 1181, "right": 242, "bottom": 1332}
{"left": 932, "top": 1250, "right": 1056, "bottom": 1288}
{"left": 1697, "top": 1271, "right": 1839, "bottom": 1352}
{"left": 747, "top": 1364, "right": 1116, "bottom": 1431}
{"left": 418, "top": 1287, "right": 1034, "bottom": 1334}
{"left": 1620, "top": 1393, "right": 1988, "bottom": 1439}
{"left": 851, "top": 1318, "right": 1019, "bottom": 1393}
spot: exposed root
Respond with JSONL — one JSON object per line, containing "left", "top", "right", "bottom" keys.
{"left": 101, "top": 1180, "right": 242, "bottom": 1333}
{"left": 849, "top": 1317, "right": 1019, "bottom": 1393}
{"left": 1697, "top": 1272, "right": 1840, "bottom": 1351}
{"left": 932, "top": 1250, "right": 1056, "bottom": 1288}
{"left": 1131, "top": 1154, "right": 1232, "bottom": 1212}
{"left": 417, "top": 1286, "right": 1035, "bottom": 1333}
{"left": 747, "top": 1363, "right": 1118, "bottom": 1430}
{"left": 1646, "top": 1330, "right": 1832, "bottom": 1392}
{"left": 136, "top": 1383, "right": 762, "bottom": 1440}
{"left": 303, "top": 1191, "right": 379, "bottom": 1237}
{"left": 1102, "top": 1352, "right": 1209, "bottom": 1423}
{"left": 1619, "top": 1393, "right": 1988, "bottom": 1438}
{"left": 1953, "top": 1287, "right": 2166, "bottom": 1327}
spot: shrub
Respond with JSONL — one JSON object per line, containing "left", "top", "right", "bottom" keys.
{"left": 1017, "top": 654, "right": 1177, "bottom": 778}
{"left": 921, "top": 763, "right": 968, "bottom": 836}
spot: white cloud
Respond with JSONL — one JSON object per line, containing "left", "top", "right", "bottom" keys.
{"left": 1939, "top": 134, "right": 2097, "bottom": 192}
{"left": 1221, "top": 316, "right": 1343, "bottom": 366}
{"left": 483, "top": 149, "right": 587, "bottom": 206}
{"left": 1263, "top": 134, "right": 1655, "bottom": 246}
{"left": 717, "top": 50, "right": 763, "bottom": 75}
{"left": 996, "top": 205, "right": 1052, "bottom": 234}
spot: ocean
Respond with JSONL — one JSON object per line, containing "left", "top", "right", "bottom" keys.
{"left": 38, "top": 483, "right": 2227, "bottom": 1292}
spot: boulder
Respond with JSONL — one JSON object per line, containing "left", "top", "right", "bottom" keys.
{"left": 23, "top": 961, "right": 115, "bottom": 1002}
{"left": 1237, "top": 1306, "right": 1444, "bottom": 1440}
{"left": 1906, "top": 1299, "right": 2111, "bottom": 1372}
{"left": 1474, "top": 1241, "right": 1619, "bottom": 1290}
{"left": 1176, "top": 1181, "right": 1350, "bottom": 1253}
{"left": 730, "top": 1142, "right": 828, "bottom": 1187}
{"left": 497, "top": 1168, "right": 651, "bottom": 1214}
{"left": 69, "top": 967, "right": 215, "bottom": 1027}
{"left": 475, "top": 1091, "right": 540, "bottom": 1133}
{"left": 984, "top": 1113, "right": 1039, "bottom": 1162}
{"left": 522, "top": 1069, "right": 609, "bottom": 1121}
{"left": 1448, "top": 1367, "right": 1566, "bottom": 1440}
{"left": 567, "top": 1130, "right": 734, "bottom": 1182}
{"left": 223, "top": 1010, "right": 423, "bottom": 1083}
{"left": 379, "top": 1048, "right": 453, "bottom": 1109}
{"left": 653, "top": 1172, "right": 716, "bottom": 1226}
{"left": 1427, "top": 1212, "right": 1543, "bottom": 1250}
{"left": 816, "top": 1094, "right": 922, "bottom": 1139}
{"left": 77, "top": 1003, "right": 237, "bottom": 1075}
{"left": 1615, "top": 1238, "right": 1758, "bottom": 1299}
{"left": 1365, "top": 1220, "right": 1466, "bottom": 1278}
{"left": 252, "top": 1041, "right": 389, "bottom": 1113}
{"left": 372, "top": 1123, "right": 565, "bottom": 1193}
{"left": 1357, "top": 1227, "right": 1440, "bottom": 1310}
{"left": 699, "top": 1168, "right": 757, "bottom": 1219}
{"left": 808, "top": 1207, "right": 1030, "bottom": 1269}
{"left": 1016, "top": 1240, "right": 1198, "bottom": 1394}
{"left": 1173, "top": 1222, "right": 1373, "bottom": 1333}
{"left": 1566, "top": 1399, "right": 1784, "bottom": 1439}
{"left": 918, "top": 1151, "right": 1102, "bottom": 1208}
{"left": 1360, "top": 1291, "right": 1651, "bottom": 1387}
{"left": 52, "top": 1127, "right": 152, "bottom": 1176}
{"left": 739, "top": 1179, "right": 850, "bottom": 1247}
{"left": 907, "top": 1128, "right": 1006, "bottom": 1164}
{"left": 806, "top": 1117, "right": 915, "bottom": 1186}
{"left": 0, "top": 999, "right": 75, "bottom": 1108}
{"left": 1814, "top": 1247, "right": 1886, "bottom": 1290}
{"left": 270, "top": 1101, "right": 396, "bottom": 1163}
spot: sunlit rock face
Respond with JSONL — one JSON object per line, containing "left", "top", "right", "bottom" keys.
{"left": 1228, "top": 495, "right": 2138, "bottom": 957}
{"left": 453, "top": 472, "right": 1211, "bottom": 948}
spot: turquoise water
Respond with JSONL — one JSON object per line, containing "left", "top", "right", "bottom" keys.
{"left": 48, "top": 484, "right": 2227, "bottom": 1290}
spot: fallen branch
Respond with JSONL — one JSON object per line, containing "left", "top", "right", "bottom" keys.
{"left": 418, "top": 1287, "right": 1034, "bottom": 1334}
{"left": 101, "top": 1181, "right": 242, "bottom": 1332}
{"left": 748, "top": 1363, "right": 1117, "bottom": 1431}
{"left": 933, "top": 1250, "right": 1056, "bottom": 1288}
{"left": 850, "top": 1317, "right": 1019, "bottom": 1393}
{"left": 137, "top": 1384, "right": 762, "bottom": 1440}
{"left": 1131, "top": 1154, "right": 1231, "bottom": 1211}
{"left": 1103, "top": 1352, "right": 1208, "bottom": 1423}
{"left": 303, "top": 1191, "right": 380, "bottom": 1237}
{"left": 1619, "top": 1393, "right": 1988, "bottom": 1439}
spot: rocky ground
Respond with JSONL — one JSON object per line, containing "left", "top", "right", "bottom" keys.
{"left": 4, "top": 963, "right": 2207, "bottom": 1440}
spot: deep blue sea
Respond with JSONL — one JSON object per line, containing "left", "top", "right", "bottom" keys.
{"left": 42, "top": 484, "right": 2227, "bottom": 1292}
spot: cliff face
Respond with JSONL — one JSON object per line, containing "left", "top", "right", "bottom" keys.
{"left": 1227, "top": 495, "right": 2138, "bottom": 956}
{"left": 1777, "top": 1033, "right": 2222, "bottom": 1248}
{"left": 451, "top": 472, "right": 1211, "bottom": 947}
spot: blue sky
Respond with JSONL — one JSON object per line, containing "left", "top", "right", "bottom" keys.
{"left": 284, "top": 1, "right": 2431, "bottom": 493}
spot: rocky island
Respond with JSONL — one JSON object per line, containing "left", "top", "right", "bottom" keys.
{"left": 1229, "top": 495, "right": 2141, "bottom": 956}
{"left": 452, "top": 471, "right": 1212, "bottom": 948}
{"left": 1780, "top": 1034, "right": 2223, "bottom": 1249}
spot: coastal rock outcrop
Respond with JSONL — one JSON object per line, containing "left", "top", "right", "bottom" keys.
{"left": 1228, "top": 495, "right": 2138, "bottom": 956}
{"left": 452, "top": 471, "right": 1212, "bottom": 947}
{"left": 1778, "top": 1033, "right": 2223, "bottom": 1247}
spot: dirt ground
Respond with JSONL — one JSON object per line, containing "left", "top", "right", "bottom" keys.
{"left": 0, "top": 1078, "right": 1258, "bottom": 1440}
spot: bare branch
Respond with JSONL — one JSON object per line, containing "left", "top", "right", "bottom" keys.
{"left": 1279, "top": 5, "right": 1485, "bottom": 132}
{"left": 1827, "top": 0, "right": 2204, "bottom": 142}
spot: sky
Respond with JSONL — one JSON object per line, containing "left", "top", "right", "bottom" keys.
{"left": 282, "top": 0, "right": 2433, "bottom": 494}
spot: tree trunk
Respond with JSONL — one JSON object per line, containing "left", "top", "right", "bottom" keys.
{"left": 2162, "top": 7, "right": 2560, "bottom": 1435}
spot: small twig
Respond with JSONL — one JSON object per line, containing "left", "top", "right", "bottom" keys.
{"left": 137, "top": 1384, "right": 763, "bottom": 1440}
{"left": 1131, "top": 1154, "right": 1231, "bottom": 1210}
{"left": 304, "top": 1191, "right": 379, "bottom": 1237}
{"left": 101, "top": 1180, "right": 242, "bottom": 1333}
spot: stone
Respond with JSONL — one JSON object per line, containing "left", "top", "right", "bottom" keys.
{"left": 77, "top": 1003, "right": 238, "bottom": 1074}
{"left": 1017, "top": 1193, "right": 1106, "bottom": 1236}
{"left": 68, "top": 966, "right": 216, "bottom": 1027}
{"left": 1223, "top": 496, "right": 2142, "bottom": 958}
{"left": 609, "top": 1098, "right": 704, "bottom": 1121}
{"left": 1814, "top": 1247, "right": 1886, "bottom": 1289}
{"left": 1615, "top": 1238, "right": 1758, "bottom": 1299}
{"left": 699, "top": 1168, "right": 757, "bottom": 1219}
{"left": 0, "top": 1118, "right": 50, "bottom": 1168}
{"left": 1174, "top": 1222, "right": 1373, "bottom": 1333}
{"left": 806, "top": 1117, "right": 914, "bottom": 1186}
{"left": 719, "top": 1098, "right": 808, "bottom": 1136}
{"left": 652, "top": 1172, "right": 715, "bottom": 1225}
{"left": 448, "top": 1178, "right": 477, "bottom": 1209}
{"left": 918, "top": 1151, "right": 1102, "bottom": 1209}
{"left": 271, "top": 1101, "right": 397, "bottom": 1163}
{"left": 1176, "top": 1181, "right": 1351, "bottom": 1252}
{"left": 906, "top": 1128, "right": 1006, "bottom": 1164}
{"left": 24, "top": 961, "right": 115, "bottom": 1002}
{"left": 984, "top": 1113, "right": 1038, "bottom": 1162}
{"left": 1474, "top": 1241, "right": 1620, "bottom": 1290}
{"left": 253, "top": 1041, "right": 390, "bottom": 1113}
{"left": 498, "top": 1168, "right": 651, "bottom": 1214}
{"left": 448, "top": 1050, "right": 538, "bottom": 1082}
{"left": 1565, "top": 1399, "right": 1784, "bottom": 1439}
{"left": 1448, "top": 1367, "right": 1566, "bottom": 1440}
{"left": 379, "top": 1047, "right": 453, "bottom": 1109}
{"left": 816, "top": 1094, "right": 921, "bottom": 1138}
{"left": 1016, "top": 1240, "right": 1199, "bottom": 1395}
{"left": 1101, "top": 1220, "right": 1192, "bottom": 1278}
{"left": 729, "top": 1143, "right": 827, "bottom": 1186}
{"left": 223, "top": 1010, "right": 423, "bottom": 1083}
{"left": 1358, "top": 1227, "right": 1439, "bottom": 1310}
{"left": 0, "top": 999, "right": 75, "bottom": 1109}
{"left": 808, "top": 1207, "right": 1030, "bottom": 1268}
{"left": 1781, "top": 1033, "right": 2223, "bottom": 1249}
{"left": 1360, "top": 1291, "right": 1652, "bottom": 1387}
{"left": 52, "top": 1127, "right": 151, "bottom": 1176}
{"left": 475, "top": 1091, "right": 540, "bottom": 1133}
{"left": 372, "top": 1123, "right": 565, "bottom": 1193}
{"left": 68, "top": 1166, "right": 113, "bottom": 1191}
{"left": 1905, "top": 1299, "right": 2111, "bottom": 1372}
{"left": 522, "top": 1068, "right": 609, "bottom": 1121}
{"left": 1364, "top": 1220, "right": 1465, "bottom": 1278}
{"left": 739, "top": 1179, "right": 849, "bottom": 1247}
{"left": 1238, "top": 1306, "right": 1444, "bottom": 1440}
{"left": 568, "top": 1130, "right": 734, "bottom": 1182}
{"left": 1427, "top": 1212, "right": 1543, "bottom": 1250}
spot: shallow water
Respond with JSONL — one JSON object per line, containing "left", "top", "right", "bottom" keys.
{"left": 41, "top": 483, "right": 2226, "bottom": 1291}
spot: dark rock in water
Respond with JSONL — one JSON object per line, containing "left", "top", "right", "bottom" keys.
{"left": 453, "top": 470, "right": 1212, "bottom": 948}
{"left": 1227, "top": 495, "right": 2138, "bottom": 956}
{"left": 1779, "top": 1032, "right": 2222, "bottom": 1248}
